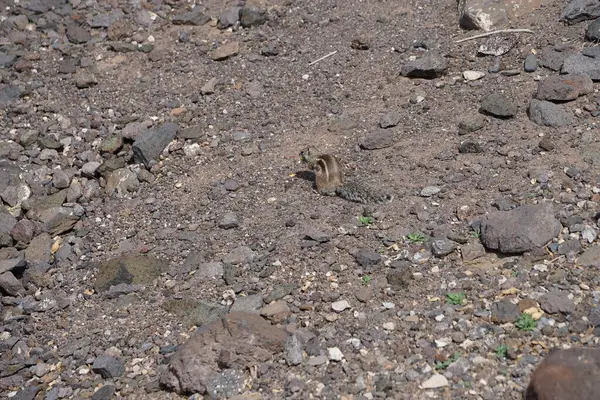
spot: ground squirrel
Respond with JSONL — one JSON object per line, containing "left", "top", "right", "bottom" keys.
{"left": 299, "top": 147, "right": 393, "bottom": 204}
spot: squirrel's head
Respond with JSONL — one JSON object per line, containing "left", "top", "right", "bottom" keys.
{"left": 299, "top": 146, "right": 318, "bottom": 164}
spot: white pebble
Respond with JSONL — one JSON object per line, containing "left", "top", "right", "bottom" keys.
{"left": 331, "top": 300, "right": 351, "bottom": 312}
{"left": 382, "top": 322, "right": 395, "bottom": 331}
{"left": 420, "top": 373, "right": 449, "bottom": 389}
{"left": 328, "top": 347, "right": 344, "bottom": 361}
{"left": 463, "top": 70, "right": 485, "bottom": 81}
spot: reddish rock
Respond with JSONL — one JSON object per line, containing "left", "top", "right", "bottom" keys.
{"left": 536, "top": 74, "right": 594, "bottom": 102}
{"left": 160, "top": 312, "right": 287, "bottom": 395}
{"left": 10, "top": 218, "right": 36, "bottom": 243}
{"left": 525, "top": 347, "right": 600, "bottom": 400}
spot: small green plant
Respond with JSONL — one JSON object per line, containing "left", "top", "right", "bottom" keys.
{"left": 495, "top": 344, "right": 508, "bottom": 359}
{"left": 407, "top": 232, "right": 426, "bottom": 243}
{"left": 435, "top": 352, "right": 460, "bottom": 370}
{"left": 361, "top": 275, "right": 372, "bottom": 285}
{"left": 358, "top": 216, "right": 374, "bottom": 225}
{"left": 515, "top": 313, "right": 537, "bottom": 331}
{"left": 446, "top": 292, "right": 466, "bottom": 305}
{"left": 469, "top": 230, "right": 481, "bottom": 238}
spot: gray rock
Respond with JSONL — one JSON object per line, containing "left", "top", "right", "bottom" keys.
{"left": 88, "top": 10, "right": 125, "bottom": 28}
{"left": 25, "top": 233, "right": 52, "bottom": 264}
{"left": 39, "top": 148, "right": 59, "bottom": 161}
{"left": 183, "top": 301, "right": 229, "bottom": 328}
{"left": 230, "top": 294, "right": 263, "bottom": 314}
{"left": 562, "top": 53, "right": 600, "bottom": 80}
{"left": 0, "top": 160, "right": 23, "bottom": 193}
{"left": 240, "top": 6, "right": 267, "bottom": 28}
{"left": 66, "top": 24, "right": 91, "bottom": 44}
{"left": 420, "top": 186, "right": 440, "bottom": 197}
{"left": 219, "top": 212, "right": 239, "bottom": 229}
{"left": 459, "top": 0, "right": 542, "bottom": 31}
{"left": 11, "top": 386, "right": 40, "bottom": 400}
{"left": 222, "top": 246, "right": 257, "bottom": 265}
{"left": 94, "top": 255, "right": 168, "bottom": 292}
{"left": 305, "top": 231, "right": 330, "bottom": 243}
{"left": 587, "top": 18, "right": 600, "bottom": 40}
{"left": 285, "top": 333, "right": 304, "bottom": 366}
{"left": 52, "top": 170, "right": 70, "bottom": 189}
{"left": 491, "top": 299, "right": 521, "bottom": 323}
{"left": 92, "top": 355, "right": 124, "bottom": 378}
{"left": 557, "top": 239, "right": 581, "bottom": 255}
{"left": 479, "top": 93, "right": 517, "bottom": 118}
{"left": 200, "top": 77, "right": 219, "bottom": 95}
{"left": 133, "top": 122, "right": 178, "bottom": 167}
{"left": 100, "top": 135, "right": 124, "bottom": 154}
{"left": 400, "top": 51, "right": 448, "bottom": 79}
{"left": 58, "top": 58, "right": 77, "bottom": 74}
{"left": 379, "top": 112, "right": 401, "bottom": 128}
{"left": 91, "top": 384, "right": 116, "bottom": 400}
{"left": 539, "top": 292, "right": 575, "bottom": 315}
{"left": 232, "top": 131, "right": 252, "bottom": 141}
{"left": 224, "top": 180, "right": 240, "bottom": 191}
{"left": 355, "top": 249, "right": 381, "bottom": 267}
{"left": 577, "top": 245, "right": 600, "bottom": 266}
{"left": 0, "top": 258, "right": 25, "bottom": 275}
{"left": 561, "top": 0, "right": 600, "bottom": 23}
{"left": 195, "top": 262, "right": 224, "bottom": 280}
{"left": 480, "top": 203, "right": 561, "bottom": 253}
{"left": 360, "top": 129, "right": 395, "bottom": 150}
{"left": 172, "top": 6, "right": 211, "bottom": 26}
{"left": 37, "top": 206, "right": 83, "bottom": 235}
{"left": 0, "top": 207, "right": 17, "bottom": 236}
{"left": 25, "top": 190, "right": 66, "bottom": 214}
{"left": 218, "top": 7, "right": 241, "bottom": 29}
{"left": 536, "top": 74, "right": 593, "bottom": 101}
{"left": 428, "top": 238, "right": 457, "bottom": 257}
{"left": 0, "top": 271, "right": 25, "bottom": 296}
{"left": 459, "top": 140, "right": 483, "bottom": 153}
{"left": 81, "top": 161, "right": 101, "bottom": 177}
{"left": 104, "top": 283, "right": 144, "bottom": 299}
{"left": 0, "top": 84, "right": 22, "bottom": 106}
{"left": 106, "top": 168, "right": 139, "bottom": 194}
{"left": 461, "top": 242, "right": 486, "bottom": 261}
{"left": 458, "top": 113, "right": 486, "bottom": 135}
{"left": 582, "top": 46, "right": 600, "bottom": 58}
{"left": 178, "top": 125, "right": 204, "bottom": 140}
{"left": 528, "top": 99, "right": 572, "bottom": 127}
{"left": 74, "top": 70, "right": 98, "bottom": 89}
{"left": 0, "top": 52, "right": 17, "bottom": 68}
{"left": 206, "top": 369, "right": 246, "bottom": 398}
{"left": 211, "top": 41, "right": 240, "bottom": 61}
{"left": 122, "top": 119, "right": 153, "bottom": 140}
{"left": 524, "top": 54, "right": 538, "bottom": 72}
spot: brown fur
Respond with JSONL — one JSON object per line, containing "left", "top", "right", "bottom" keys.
{"left": 299, "top": 146, "right": 393, "bottom": 204}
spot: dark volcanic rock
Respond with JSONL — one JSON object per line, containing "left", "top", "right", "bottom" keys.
{"left": 480, "top": 203, "right": 561, "bottom": 253}
{"left": 400, "top": 51, "right": 448, "bottom": 79}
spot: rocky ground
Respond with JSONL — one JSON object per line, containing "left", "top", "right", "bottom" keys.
{"left": 2, "top": 0, "right": 600, "bottom": 399}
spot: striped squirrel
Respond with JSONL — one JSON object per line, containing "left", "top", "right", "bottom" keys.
{"left": 299, "top": 147, "right": 393, "bottom": 204}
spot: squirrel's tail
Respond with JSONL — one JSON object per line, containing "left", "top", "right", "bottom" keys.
{"left": 335, "top": 181, "right": 393, "bottom": 204}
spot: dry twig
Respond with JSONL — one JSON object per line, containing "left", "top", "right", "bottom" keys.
{"left": 309, "top": 50, "right": 338, "bottom": 66}
{"left": 455, "top": 29, "right": 534, "bottom": 43}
